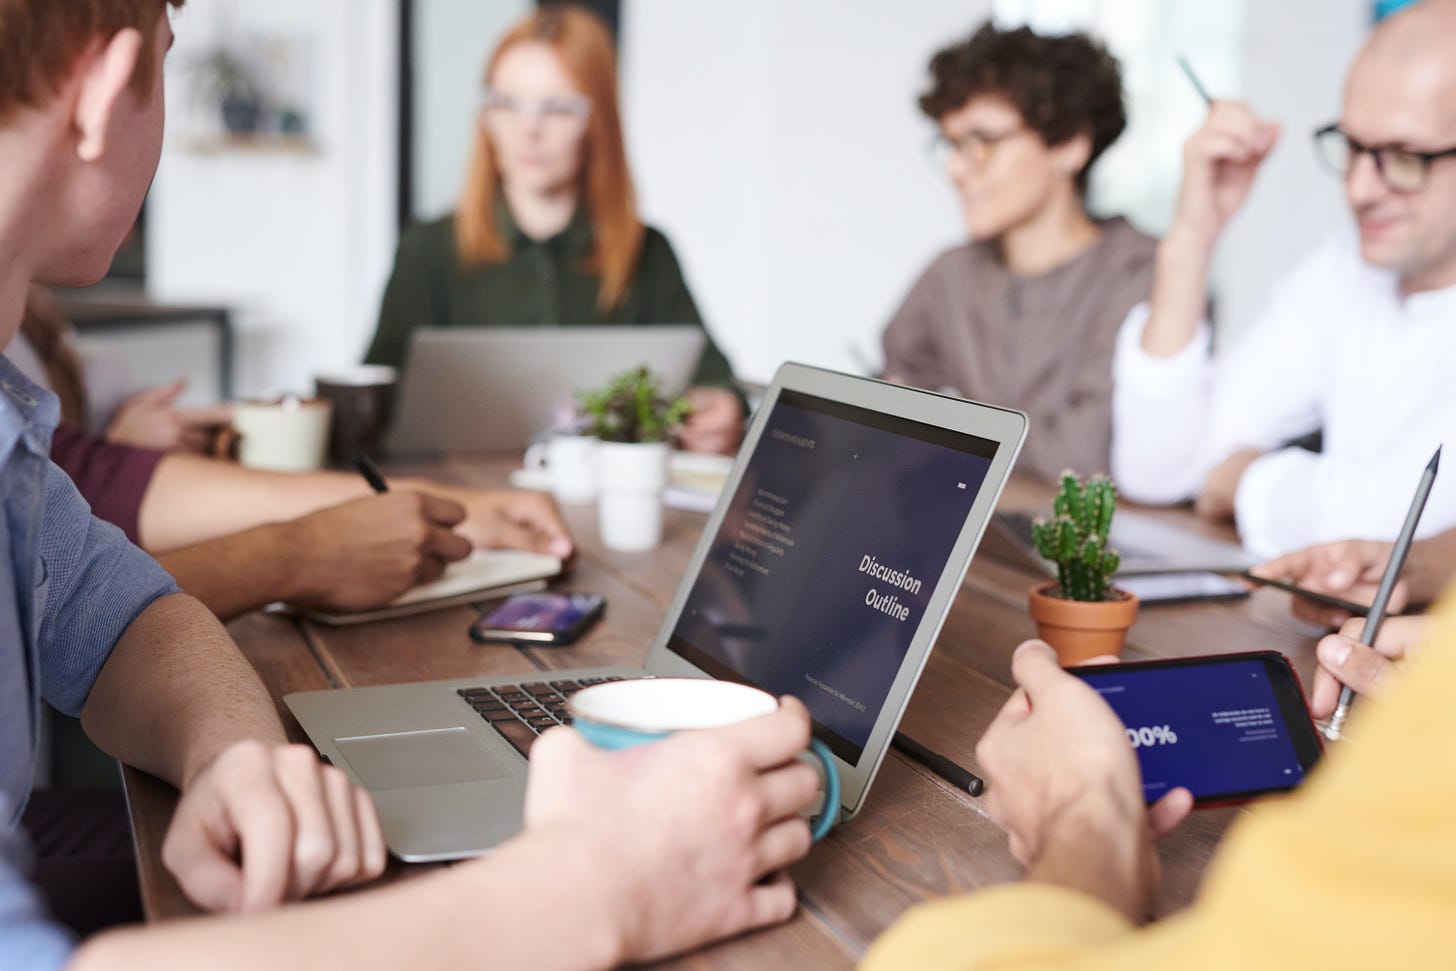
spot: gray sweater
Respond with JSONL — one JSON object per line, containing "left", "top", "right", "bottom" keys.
{"left": 882, "top": 216, "right": 1157, "bottom": 482}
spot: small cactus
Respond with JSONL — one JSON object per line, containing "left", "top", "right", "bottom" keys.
{"left": 1031, "top": 472, "right": 1122, "bottom": 602}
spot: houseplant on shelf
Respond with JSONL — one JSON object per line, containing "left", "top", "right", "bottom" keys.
{"left": 578, "top": 367, "right": 690, "bottom": 552}
{"left": 1026, "top": 471, "right": 1139, "bottom": 664}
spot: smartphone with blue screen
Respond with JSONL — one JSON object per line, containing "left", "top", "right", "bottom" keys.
{"left": 1069, "top": 652, "right": 1323, "bottom": 807}
{"left": 470, "top": 592, "right": 605, "bottom": 645}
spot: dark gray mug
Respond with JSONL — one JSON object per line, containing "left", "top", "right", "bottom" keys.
{"left": 314, "top": 366, "right": 397, "bottom": 466}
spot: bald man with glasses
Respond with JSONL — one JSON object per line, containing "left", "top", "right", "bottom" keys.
{"left": 1108, "top": 0, "right": 1456, "bottom": 559}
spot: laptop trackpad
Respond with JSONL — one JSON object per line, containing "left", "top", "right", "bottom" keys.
{"left": 335, "top": 728, "right": 511, "bottom": 790}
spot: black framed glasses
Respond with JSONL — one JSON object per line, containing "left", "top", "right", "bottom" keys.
{"left": 1313, "top": 123, "right": 1456, "bottom": 193}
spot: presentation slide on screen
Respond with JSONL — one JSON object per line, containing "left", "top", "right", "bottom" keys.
{"left": 668, "top": 391, "right": 995, "bottom": 762}
{"left": 1079, "top": 660, "right": 1307, "bottom": 800}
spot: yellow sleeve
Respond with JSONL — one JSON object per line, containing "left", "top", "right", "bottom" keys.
{"left": 863, "top": 603, "right": 1456, "bottom": 970}
{"left": 861, "top": 884, "right": 1133, "bottom": 971}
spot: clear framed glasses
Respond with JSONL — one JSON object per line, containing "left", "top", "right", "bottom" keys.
{"left": 1313, "top": 123, "right": 1456, "bottom": 193}
{"left": 931, "top": 125, "right": 1028, "bottom": 167}
{"left": 481, "top": 87, "right": 591, "bottom": 133}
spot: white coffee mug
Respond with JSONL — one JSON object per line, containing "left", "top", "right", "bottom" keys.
{"left": 524, "top": 435, "right": 600, "bottom": 505}
{"left": 597, "top": 441, "right": 669, "bottom": 552}
{"left": 231, "top": 396, "right": 332, "bottom": 472}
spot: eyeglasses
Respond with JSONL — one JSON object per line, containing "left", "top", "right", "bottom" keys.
{"left": 481, "top": 87, "right": 591, "bottom": 132}
{"left": 1313, "top": 123, "right": 1456, "bottom": 193}
{"left": 931, "top": 125, "right": 1027, "bottom": 167}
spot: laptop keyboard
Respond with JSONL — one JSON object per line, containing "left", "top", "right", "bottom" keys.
{"left": 457, "top": 676, "right": 627, "bottom": 758}
{"left": 998, "top": 511, "right": 1162, "bottom": 563}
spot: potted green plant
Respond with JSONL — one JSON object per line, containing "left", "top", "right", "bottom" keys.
{"left": 1026, "top": 472, "right": 1139, "bottom": 664}
{"left": 577, "top": 367, "right": 689, "bottom": 552}
{"left": 191, "top": 46, "right": 264, "bottom": 135}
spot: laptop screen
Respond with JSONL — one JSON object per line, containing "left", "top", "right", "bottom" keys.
{"left": 666, "top": 389, "right": 999, "bottom": 764}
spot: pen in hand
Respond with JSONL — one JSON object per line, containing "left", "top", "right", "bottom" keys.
{"left": 1177, "top": 53, "right": 1214, "bottom": 107}
{"left": 1325, "top": 444, "right": 1441, "bottom": 740}
{"left": 354, "top": 451, "right": 390, "bottom": 494}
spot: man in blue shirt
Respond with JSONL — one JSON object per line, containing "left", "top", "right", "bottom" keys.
{"left": 2, "top": 4, "right": 821, "bottom": 968}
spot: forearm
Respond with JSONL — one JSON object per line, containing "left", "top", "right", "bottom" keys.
{"left": 1142, "top": 231, "right": 1214, "bottom": 358}
{"left": 71, "top": 829, "right": 623, "bottom": 971}
{"left": 1235, "top": 447, "right": 1456, "bottom": 560}
{"left": 1025, "top": 804, "right": 1152, "bottom": 925}
{"left": 1110, "top": 306, "right": 1215, "bottom": 503}
{"left": 79, "top": 594, "right": 286, "bottom": 788}
{"left": 157, "top": 523, "right": 310, "bottom": 621}
{"left": 138, "top": 454, "right": 371, "bottom": 553}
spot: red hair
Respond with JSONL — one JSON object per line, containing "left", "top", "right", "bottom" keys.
{"left": 456, "top": 5, "right": 643, "bottom": 311}
{"left": 0, "top": 0, "right": 184, "bottom": 121}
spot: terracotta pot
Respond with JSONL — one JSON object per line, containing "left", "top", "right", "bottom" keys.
{"left": 1027, "top": 581, "right": 1139, "bottom": 666}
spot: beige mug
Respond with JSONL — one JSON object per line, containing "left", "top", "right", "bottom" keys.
{"left": 231, "top": 396, "right": 332, "bottom": 472}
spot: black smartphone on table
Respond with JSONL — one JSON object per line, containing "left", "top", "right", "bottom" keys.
{"left": 470, "top": 592, "right": 606, "bottom": 645}
{"left": 1117, "top": 571, "right": 1250, "bottom": 606}
{"left": 1069, "top": 651, "right": 1323, "bottom": 807}
{"left": 1239, "top": 571, "right": 1370, "bottom": 616}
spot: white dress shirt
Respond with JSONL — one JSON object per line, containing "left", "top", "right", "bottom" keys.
{"left": 1112, "top": 227, "right": 1456, "bottom": 558}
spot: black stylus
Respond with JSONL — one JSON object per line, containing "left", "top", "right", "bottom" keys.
{"left": 893, "top": 731, "right": 985, "bottom": 797}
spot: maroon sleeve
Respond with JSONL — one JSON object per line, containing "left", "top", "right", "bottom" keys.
{"left": 49, "top": 424, "right": 166, "bottom": 545}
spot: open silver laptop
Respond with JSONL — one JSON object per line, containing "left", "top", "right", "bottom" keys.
{"left": 287, "top": 363, "right": 1027, "bottom": 861}
{"left": 981, "top": 508, "right": 1258, "bottom": 576}
{"left": 386, "top": 325, "right": 706, "bottom": 455}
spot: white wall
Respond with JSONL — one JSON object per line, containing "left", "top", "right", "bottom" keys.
{"left": 1217, "top": 0, "right": 1366, "bottom": 335}
{"left": 148, "top": 0, "right": 398, "bottom": 399}
{"left": 622, "top": 0, "right": 990, "bottom": 383}
{"left": 412, "top": 0, "right": 530, "bottom": 221}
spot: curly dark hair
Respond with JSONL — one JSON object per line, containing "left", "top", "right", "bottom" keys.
{"left": 920, "top": 22, "right": 1126, "bottom": 195}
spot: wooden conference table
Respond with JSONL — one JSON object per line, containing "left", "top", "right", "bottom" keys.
{"left": 122, "top": 459, "right": 1329, "bottom": 969}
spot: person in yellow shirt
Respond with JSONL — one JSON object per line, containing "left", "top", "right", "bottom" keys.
{"left": 863, "top": 609, "right": 1448, "bottom": 968}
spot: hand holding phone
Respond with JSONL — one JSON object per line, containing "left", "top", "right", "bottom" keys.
{"left": 1069, "top": 651, "right": 1323, "bottom": 807}
{"left": 1240, "top": 571, "right": 1370, "bottom": 617}
{"left": 471, "top": 592, "right": 605, "bottom": 645}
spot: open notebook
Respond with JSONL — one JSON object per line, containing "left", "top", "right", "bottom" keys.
{"left": 271, "top": 550, "right": 563, "bottom": 626}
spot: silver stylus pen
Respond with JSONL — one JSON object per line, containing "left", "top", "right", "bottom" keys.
{"left": 1324, "top": 445, "right": 1441, "bottom": 740}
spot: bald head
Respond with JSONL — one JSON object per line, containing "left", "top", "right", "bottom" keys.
{"left": 1353, "top": 0, "right": 1456, "bottom": 133}
{"left": 1339, "top": 0, "right": 1456, "bottom": 292}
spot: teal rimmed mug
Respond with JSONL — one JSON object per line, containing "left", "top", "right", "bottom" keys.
{"left": 569, "top": 678, "right": 841, "bottom": 841}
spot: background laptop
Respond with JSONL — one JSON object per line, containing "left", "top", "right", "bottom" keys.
{"left": 287, "top": 363, "right": 1027, "bottom": 861}
{"left": 981, "top": 508, "right": 1258, "bottom": 576}
{"left": 386, "top": 325, "right": 706, "bottom": 455}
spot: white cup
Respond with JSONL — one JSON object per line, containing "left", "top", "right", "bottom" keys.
{"left": 231, "top": 396, "right": 332, "bottom": 472}
{"left": 597, "top": 441, "right": 669, "bottom": 552}
{"left": 524, "top": 435, "right": 600, "bottom": 505}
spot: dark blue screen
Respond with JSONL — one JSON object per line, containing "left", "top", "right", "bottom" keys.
{"left": 1076, "top": 659, "right": 1308, "bottom": 801}
{"left": 668, "top": 390, "right": 998, "bottom": 763}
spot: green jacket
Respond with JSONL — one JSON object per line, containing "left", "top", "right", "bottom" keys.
{"left": 365, "top": 209, "right": 737, "bottom": 390}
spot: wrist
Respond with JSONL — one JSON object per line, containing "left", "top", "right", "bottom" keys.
{"left": 1156, "top": 228, "right": 1216, "bottom": 278}
{"left": 261, "top": 519, "right": 322, "bottom": 605}
{"left": 1026, "top": 787, "right": 1154, "bottom": 924}
{"left": 475, "top": 826, "right": 630, "bottom": 968}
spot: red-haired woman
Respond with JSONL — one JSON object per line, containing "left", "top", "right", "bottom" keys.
{"left": 366, "top": 5, "right": 743, "bottom": 453}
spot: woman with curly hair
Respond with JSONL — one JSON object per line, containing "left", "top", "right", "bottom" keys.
{"left": 882, "top": 22, "right": 1156, "bottom": 481}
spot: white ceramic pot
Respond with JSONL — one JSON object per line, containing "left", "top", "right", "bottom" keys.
{"left": 597, "top": 441, "right": 669, "bottom": 552}
{"left": 524, "top": 435, "right": 600, "bottom": 505}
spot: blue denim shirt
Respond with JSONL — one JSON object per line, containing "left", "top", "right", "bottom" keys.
{"left": 0, "top": 358, "right": 178, "bottom": 969}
